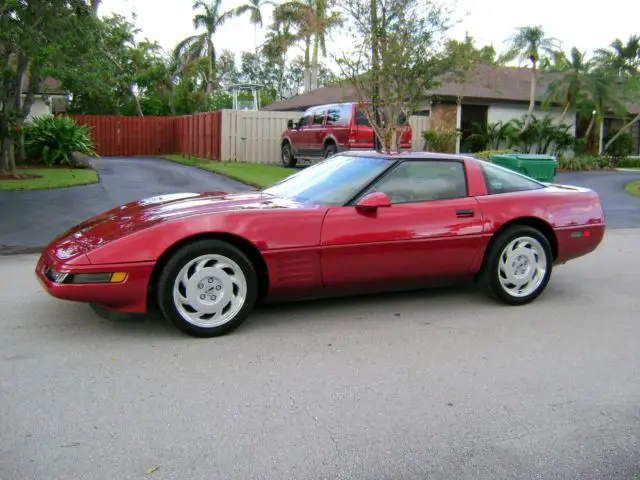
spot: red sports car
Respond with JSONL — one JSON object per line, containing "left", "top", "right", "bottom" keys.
{"left": 35, "top": 152, "right": 605, "bottom": 337}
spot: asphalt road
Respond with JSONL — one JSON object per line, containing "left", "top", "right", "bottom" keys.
{"left": 0, "top": 157, "right": 252, "bottom": 252}
{"left": 1, "top": 229, "right": 639, "bottom": 480}
{"left": 556, "top": 171, "right": 640, "bottom": 228}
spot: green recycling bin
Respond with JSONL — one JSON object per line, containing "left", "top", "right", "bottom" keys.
{"left": 489, "top": 153, "right": 557, "bottom": 183}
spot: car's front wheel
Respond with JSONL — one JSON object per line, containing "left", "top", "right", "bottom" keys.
{"left": 157, "top": 239, "right": 258, "bottom": 337}
{"left": 281, "top": 143, "right": 297, "bottom": 168}
{"left": 479, "top": 225, "right": 553, "bottom": 305}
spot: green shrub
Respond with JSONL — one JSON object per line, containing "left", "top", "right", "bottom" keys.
{"left": 422, "top": 130, "right": 461, "bottom": 153}
{"left": 23, "top": 115, "right": 96, "bottom": 167}
{"left": 604, "top": 130, "right": 635, "bottom": 158}
{"left": 616, "top": 156, "right": 640, "bottom": 168}
{"left": 473, "top": 149, "right": 514, "bottom": 161}
{"left": 557, "top": 155, "right": 602, "bottom": 171}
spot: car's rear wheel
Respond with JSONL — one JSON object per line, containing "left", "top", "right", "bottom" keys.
{"left": 157, "top": 239, "right": 258, "bottom": 337}
{"left": 479, "top": 225, "right": 553, "bottom": 305}
{"left": 281, "top": 143, "right": 297, "bottom": 168}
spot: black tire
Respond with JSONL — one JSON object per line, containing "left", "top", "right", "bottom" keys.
{"left": 157, "top": 239, "right": 259, "bottom": 337}
{"left": 478, "top": 225, "right": 553, "bottom": 305}
{"left": 281, "top": 142, "right": 297, "bottom": 168}
{"left": 323, "top": 142, "right": 338, "bottom": 158}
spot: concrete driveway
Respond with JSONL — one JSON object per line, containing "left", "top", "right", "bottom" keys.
{"left": 1, "top": 229, "right": 639, "bottom": 479}
{"left": 556, "top": 170, "right": 640, "bottom": 228}
{"left": 0, "top": 157, "right": 253, "bottom": 252}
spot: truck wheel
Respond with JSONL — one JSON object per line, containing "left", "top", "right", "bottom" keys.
{"left": 281, "top": 143, "right": 297, "bottom": 168}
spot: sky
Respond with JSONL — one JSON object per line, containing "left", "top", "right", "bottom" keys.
{"left": 100, "top": 0, "right": 640, "bottom": 67}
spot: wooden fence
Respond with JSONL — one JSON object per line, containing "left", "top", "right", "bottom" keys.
{"left": 70, "top": 112, "right": 222, "bottom": 159}
{"left": 70, "top": 109, "right": 430, "bottom": 163}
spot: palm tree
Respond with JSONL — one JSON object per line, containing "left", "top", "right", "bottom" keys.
{"left": 173, "top": 0, "right": 235, "bottom": 95}
{"left": 581, "top": 71, "right": 628, "bottom": 141}
{"left": 595, "top": 35, "right": 640, "bottom": 151}
{"left": 594, "top": 35, "right": 640, "bottom": 76}
{"left": 500, "top": 26, "right": 561, "bottom": 132}
{"left": 274, "top": 0, "right": 341, "bottom": 92}
{"left": 262, "top": 17, "right": 297, "bottom": 100}
{"left": 543, "top": 47, "right": 595, "bottom": 123}
{"left": 234, "top": 0, "right": 277, "bottom": 57}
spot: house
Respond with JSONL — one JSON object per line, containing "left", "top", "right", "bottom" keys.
{"left": 263, "top": 65, "right": 640, "bottom": 156}
{"left": 21, "top": 76, "right": 68, "bottom": 119}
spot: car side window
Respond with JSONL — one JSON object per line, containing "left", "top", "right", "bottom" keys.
{"left": 362, "top": 160, "right": 468, "bottom": 204}
{"left": 354, "top": 107, "right": 370, "bottom": 126}
{"left": 326, "top": 104, "right": 351, "bottom": 126}
{"left": 312, "top": 107, "right": 326, "bottom": 126}
{"left": 299, "top": 109, "right": 312, "bottom": 128}
{"left": 479, "top": 161, "right": 544, "bottom": 195}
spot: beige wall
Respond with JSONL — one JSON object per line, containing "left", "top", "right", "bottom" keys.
{"left": 488, "top": 103, "right": 576, "bottom": 133}
{"left": 220, "top": 109, "right": 431, "bottom": 163}
{"left": 25, "top": 97, "right": 52, "bottom": 120}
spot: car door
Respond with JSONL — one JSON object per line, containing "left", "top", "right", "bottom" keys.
{"left": 320, "top": 159, "right": 485, "bottom": 289}
{"left": 307, "top": 106, "right": 327, "bottom": 157}
{"left": 292, "top": 108, "right": 313, "bottom": 157}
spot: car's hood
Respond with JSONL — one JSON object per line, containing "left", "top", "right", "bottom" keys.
{"left": 49, "top": 191, "right": 303, "bottom": 260}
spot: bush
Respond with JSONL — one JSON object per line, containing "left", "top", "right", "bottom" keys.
{"left": 422, "top": 130, "right": 461, "bottom": 153}
{"left": 557, "top": 155, "right": 617, "bottom": 171}
{"left": 23, "top": 115, "right": 96, "bottom": 167}
{"left": 473, "top": 149, "right": 514, "bottom": 161}
{"left": 604, "top": 130, "right": 635, "bottom": 158}
{"left": 616, "top": 156, "right": 640, "bottom": 168}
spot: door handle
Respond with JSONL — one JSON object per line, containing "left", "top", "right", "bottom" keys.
{"left": 456, "top": 209, "right": 474, "bottom": 217}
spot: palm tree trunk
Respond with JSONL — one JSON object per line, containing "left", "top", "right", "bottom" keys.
{"left": 521, "top": 62, "right": 537, "bottom": 132}
{"left": 310, "top": 34, "right": 319, "bottom": 90}
{"left": 559, "top": 103, "right": 570, "bottom": 124}
{"left": 604, "top": 113, "right": 640, "bottom": 151}
{"left": 303, "top": 36, "right": 311, "bottom": 92}
{"left": 129, "top": 84, "right": 144, "bottom": 116}
{"left": 279, "top": 55, "right": 286, "bottom": 100}
{"left": 584, "top": 115, "right": 596, "bottom": 140}
{"left": 206, "top": 38, "right": 214, "bottom": 95}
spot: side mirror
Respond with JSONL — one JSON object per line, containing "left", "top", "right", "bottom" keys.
{"left": 356, "top": 192, "right": 391, "bottom": 211}
{"left": 287, "top": 119, "right": 293, "bottom": 129}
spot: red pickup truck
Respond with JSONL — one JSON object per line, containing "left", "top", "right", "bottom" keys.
{"left": 280, "top": 102, "right": 413, "bottom": 167}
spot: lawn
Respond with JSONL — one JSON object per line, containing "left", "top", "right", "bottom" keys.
{"left": 162, "top": 155, "right": 295, "bottom": 188}
{"left": 624, "top": 179, "right": 640, "bottom": 198}
{"left": 0, "top": 168, "right": 98, "bottom": 191}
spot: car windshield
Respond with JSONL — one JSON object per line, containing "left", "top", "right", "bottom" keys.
{"left": 263, "top": 155, "right": 393, "bottom": 206}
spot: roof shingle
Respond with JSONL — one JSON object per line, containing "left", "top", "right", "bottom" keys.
{"left": 263, "top": 65, "right": 640, "bottom": 114}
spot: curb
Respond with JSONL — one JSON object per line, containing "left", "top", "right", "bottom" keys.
{"left": 0, "top": 245, "right": 45, "bottom": 256}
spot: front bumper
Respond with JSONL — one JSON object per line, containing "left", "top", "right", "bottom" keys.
{"left": 35, "top": 250, "right": 155, "bottom": 313}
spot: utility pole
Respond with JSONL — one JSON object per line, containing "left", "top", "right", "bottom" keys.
{"left": 370, "top": 0, "right": 381, "bottom": 151}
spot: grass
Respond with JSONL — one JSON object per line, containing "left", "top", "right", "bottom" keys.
{"left": 624, "top": 179, "right": 640, "bottom": 198}
{"left": 162, "top": 154, "right": 294, "bottom": 188}
{"left": 0, "top": 168, "right": 98, "bottom": 191}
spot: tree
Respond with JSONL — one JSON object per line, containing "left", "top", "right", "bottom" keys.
{"left": 274, "top": 0, "right": 341, "bottom": 91}
{"left": 595, "top": 35, "right": 640, "bottom": 151}
{"left": 263, "top": 15, "right": 297, "bottom": 99}
{"left": 443, "top": 33, "right": 502, "bottom": 67}
{"left": 336, "top": 0, "right": 457, "bottom": 152}
{"left": 500, "top": 26, "right": 561, "bottom": 132}
{"left": 594, "top": 35, "right": 640, "bottom": 76}
{"left": 234, "top": 0, "right": 277, "bottom": 57}
{"left": 543, "top": 47, "right": 595, "bottom": 123}
{"left": 173, "top": 0, "right": 235, "bottom": 95}
{"left": 0, "top": 0, "right": 98, "bottom": 175}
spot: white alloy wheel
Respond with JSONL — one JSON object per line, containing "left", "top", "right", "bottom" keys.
{"left": 497, "top": 236, "right": 547, "bottom": 298}
{"left": 173, "top": 254, "right": 248, "bottom": 328}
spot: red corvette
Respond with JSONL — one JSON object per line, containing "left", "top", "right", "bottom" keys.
{"left": 36, "top": 152, "right": 605, "bottom": 337}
